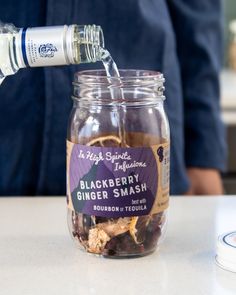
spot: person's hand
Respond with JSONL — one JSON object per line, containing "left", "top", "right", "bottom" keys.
{"left": 185, "top": 168, "right": 224, "bottom": 195}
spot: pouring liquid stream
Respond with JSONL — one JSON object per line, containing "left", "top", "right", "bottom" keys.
{"left": 101, "top": 49, "right": 126, "bottom": 147}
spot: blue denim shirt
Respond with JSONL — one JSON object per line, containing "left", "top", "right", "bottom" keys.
{"left": 0, "top": 0, "right": 226, "bottom": 195}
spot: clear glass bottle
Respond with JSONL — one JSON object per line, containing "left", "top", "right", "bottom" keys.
{"left": 67, "top": 69, "right": 170, "bottom": 257}
{"left": 0, "top": 21, "right": 104, "bottom": 83}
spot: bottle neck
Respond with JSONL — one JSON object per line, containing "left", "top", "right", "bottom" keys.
{"left": 16, "top": 25, "right": 104, "bottom": 68}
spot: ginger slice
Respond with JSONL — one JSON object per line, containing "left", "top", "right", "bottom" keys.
{"left": 96, "top": 217, "right": 131, "bottom": 237}
{"left": 88, "top": 228, "right": 111, "bottom": 254}
{"left": 87, "top": 218, "right": 131, "bottom": 254}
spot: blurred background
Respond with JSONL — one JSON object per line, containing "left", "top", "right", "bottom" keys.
{"left": 0, "top": 0, "right": 235, "bottom": 196}
{"left": 222, "top": 0, "right": 236, "bottom": 193}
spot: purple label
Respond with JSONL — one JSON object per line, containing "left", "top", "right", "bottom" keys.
{"left": 69, "top": 144, "right": 158, "bottom": 218}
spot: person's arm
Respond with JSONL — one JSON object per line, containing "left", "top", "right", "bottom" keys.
{"left": 167, "top": 0, "right": 226, "bottom": 195}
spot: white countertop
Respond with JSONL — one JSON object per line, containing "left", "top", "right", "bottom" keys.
{"left": 0, "top": 196, "right": 236, "bottom": 295}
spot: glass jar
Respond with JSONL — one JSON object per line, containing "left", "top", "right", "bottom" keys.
{"left": 67, "top": 69, "right": 170, "bottom": 258}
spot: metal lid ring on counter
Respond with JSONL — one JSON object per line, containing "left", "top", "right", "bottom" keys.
{"left": 216, "top": 231, "right": 236, "bottom": 273}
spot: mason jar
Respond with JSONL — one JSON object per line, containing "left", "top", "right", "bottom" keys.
{"left": 66, "top": 69, "right": 170, "bottom": 257}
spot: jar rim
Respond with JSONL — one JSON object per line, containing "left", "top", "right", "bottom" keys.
{"left": 73, "top": 69, "right": 164, "bottom": 85}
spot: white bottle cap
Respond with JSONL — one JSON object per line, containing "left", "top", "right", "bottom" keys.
{"left": 216, "top": 231, "right": 236, "bottom": 273}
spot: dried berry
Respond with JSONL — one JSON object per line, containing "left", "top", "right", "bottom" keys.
{"left": 143, "top": 214, "right": 162, "bottom": 251}
{"left": 103, "top": 232, "right": 144, "bottom": 256}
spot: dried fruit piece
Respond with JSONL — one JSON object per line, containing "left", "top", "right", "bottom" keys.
{"left": 86, "top": 218, "right": 131, "bottom": 254}
{"left": 87, "top": 135, "right": 122, "bottom": 147}
{"left": 88, "top": 228, "right": 111, "bottom": 254}
{"left": 129, "top": 215, "right": 151, "bottom": 244}
{"left": 104, "top": 232, "right": 145, "bottom": 256}
{"left": 142, "top": 212, "right": 165, "bottom": 251}
{"left": 87, "top": 135, "right": 130, "bottom": 148}
{"left": 96, "top": 217, "right": 131, "bottom": 237}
